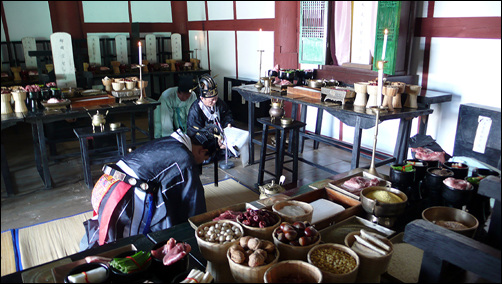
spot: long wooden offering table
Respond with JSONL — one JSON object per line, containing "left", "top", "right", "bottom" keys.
{"left": 2, "top": 168, "right": 499, "bottom": 283}
{"left": 232, "top": 85, "right": 449, "bottom": 175}
{"left": 24, "top": 98, "right": 159, "bottom": 190}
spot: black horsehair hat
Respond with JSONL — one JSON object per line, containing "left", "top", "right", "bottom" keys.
{"left": 191, "top": 124, "right": 219, "bottom": 157}
{"left": 198, "top": 74, "right": 218, "bottom": 98}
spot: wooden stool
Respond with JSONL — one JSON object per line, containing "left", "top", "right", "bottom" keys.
{"left": 257, "top": 117, "right": 306, "bottom": 186}
{"left": 74, "top": 125, "right": 130, "bottom": 189}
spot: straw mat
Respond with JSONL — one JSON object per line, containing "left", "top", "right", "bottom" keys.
{"left": 204, "top": 178, "right": 259, "bottom": 211}
{"left": 14, "top": 211, "right": 93, "bottom": 271}
{"left": 1, "top": 230, "right": 17, "bottom": 276}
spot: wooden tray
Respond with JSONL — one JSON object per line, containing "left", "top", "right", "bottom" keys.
{"left": 51, "top": 244, "right": 137, "bottom": 283}
{"left": 319, "top": 215, "right": 396, "bottom": 245}
{"left": 279, "top": 187, "right": 362, "bottom": 231}
{"left": 70, "top": 94, "right": 116, "bottom": 109}
{"left": 188, "top": 202, "right": 260, "bottom": 230}
{"left": 327, "top": 171, "right": 392, "bottom": 201}
{"left": 286, "top": 86, "right": 322, "bottom": 99}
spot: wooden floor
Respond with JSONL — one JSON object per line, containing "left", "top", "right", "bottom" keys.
{"left": 1, "top": 113, "right": 390, "bottom": 232}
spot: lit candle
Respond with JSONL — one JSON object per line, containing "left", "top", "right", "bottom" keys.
{"left": 138, "top": 41, "right": 142, "bottom": 65}
{"left": 377, "top": 61, "right": 384, "bottom": 106}
{"left": 381, "top": 29, "right": 388, "bottom": 60}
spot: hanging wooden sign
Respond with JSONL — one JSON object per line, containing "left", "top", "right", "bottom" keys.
{"left": 171, "top": 33, "right": 182, "bottom": 60}
{"left": 373, "top": 1, "right": 401, "bottom": 75}
{"left": 145, "top": 34, "right": 157, "bottom": 63}
{"left": 22, "top": 37, "right": 37, "bottom": 69}
{"left": 87, "top": 35, "right": 101, "bottom": 66}
{"left": 50, "top": 32, "right": 77, "bottom": 88}
{"left": 115, "top": 35, "right": 128, "bottom": 64}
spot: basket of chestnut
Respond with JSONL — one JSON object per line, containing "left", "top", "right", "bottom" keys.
{"left": 236, "top": 208, "right": 281, "bottom": 241}
{"left": 227, "top": 236, "right": 279, "bottom": 283}
{"left": 272, "top": 221, "right": 321, "bottom": 261}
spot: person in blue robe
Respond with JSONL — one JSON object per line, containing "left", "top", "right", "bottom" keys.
{"left": 80, "top": 126, "right": 218, "bottom": 250}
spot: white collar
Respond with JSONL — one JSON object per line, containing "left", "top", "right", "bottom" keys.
{"left": 171, "top": 129, "right": 192, "bottom": 151}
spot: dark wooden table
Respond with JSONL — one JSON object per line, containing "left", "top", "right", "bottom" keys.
{"left": 1, "top": 112, "right": 26, "bottom": 196}
{"left": 233, "top": 85, "right": 444, "bottom": 175}
{"left": 24, "top": 99, "right": 159, "bottom": 190}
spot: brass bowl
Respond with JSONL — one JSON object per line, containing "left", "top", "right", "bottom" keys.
{"left": 422, "top": 206, "right": 478, "bottom": 237}
{"left": 360, "top": 187, "right": 408, "bottom": 218}
{"left": 280, "top": 117, "right": 293, "bottom": 125}
{"left": 109, "top": 122, "right": 121, "bottom": 130}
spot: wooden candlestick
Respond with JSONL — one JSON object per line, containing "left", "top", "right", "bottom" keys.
{"left": 404, "top": 85, "right": 421, "bottom": 108}
{"left": 382, "top": 85, "right": 397, "bottom": 112}
{"left": 391, "top": 82, "right": 406, "bottom": 109}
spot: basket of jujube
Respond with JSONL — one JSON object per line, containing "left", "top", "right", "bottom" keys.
{"left": 227, "top": 236, "right": 279, "bottom": 283}
{"left": 273, "top": 221, "right": 321, "bottom": 261}
{"left": 236, "top": 208, "right": 281, "bottom": 241}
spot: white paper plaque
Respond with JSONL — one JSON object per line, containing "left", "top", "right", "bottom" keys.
{"left": 115, "top": 35, "right": 128, "bottom": 64}
{"left": 22, "top": 37, "right": 38, "bottom": 69}
{"left": 171, "top": 33, "right": 182, "bottom": 60}
{"left": 472, "top": 116, "right": 492, "bottom": 154}
{"left": 145, "top": 34, "right": 157, "bottom": 63}
{"left": 87, "top": 36, "right": 101, "bottom": 65}
{"left": 50, "top": 32, "right": 77, "bottom": 88}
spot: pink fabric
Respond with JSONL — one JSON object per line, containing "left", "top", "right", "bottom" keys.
{"left": 334, "top": 2, "right": 352, "bottom": 65}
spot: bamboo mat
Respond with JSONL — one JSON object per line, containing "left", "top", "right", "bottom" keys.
{"left": 204, "top": 178, "right": 259, "bottom": 211}
{"left": 1, "top": 230, "right": 17, "bottom": 276}
{"left": 14, "top": 211, "right": 93, "bottom": 271}
{"left": 4, "top": 178, "right": 257, "bottom": 274}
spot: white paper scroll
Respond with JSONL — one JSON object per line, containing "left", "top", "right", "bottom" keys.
{"left": 50, "top": 32, "right": 77, "bottom": 88}
{"left": 171, "top": 33, "right": 182, "bottom": 60}
{"left": 223, "top": 126, "right": 249, "bottom": 167}
{"left": 473, "top": 116, "right": 492, "bottom": 154}
{"left": 351, "top": 2, "right": 377, "bottom": 64}
{"left": 145, "top": 34, "right": 157, "bottom": 63}
{"left": 115, "top": 35, "right": 128, "bottom": 64}
{"left": 87, "top": 35, "right": 101, "bottom": 65}
{"left": 21, "top": 37, "right": 37, "bottom": 69}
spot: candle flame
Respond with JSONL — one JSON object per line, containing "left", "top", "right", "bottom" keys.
{"left": 377, "top": 61, "right": 384, "bottom": 70}
{"left": 138, "top": 41, "right": 141, "bottom": 46}
{"left": 259, "top": 28, "right": 262, "bottom": 32}
{"left": 384, "top": 29, "right": 388, "bottom": 35}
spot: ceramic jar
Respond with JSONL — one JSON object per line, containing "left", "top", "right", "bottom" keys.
{"left": 443, "top": 162, "right": 469, "bottom": 180}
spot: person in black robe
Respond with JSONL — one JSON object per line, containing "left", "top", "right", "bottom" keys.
{"left": 80, "top": 126, "right": 218, "bottom": 250}
{"left": 186, "top": 74, "right": 233, "bottom": 138}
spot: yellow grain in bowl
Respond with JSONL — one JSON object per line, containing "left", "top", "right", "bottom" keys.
{"left": 365, "top": 190, "right": 403, "bottom": 203}
{"left": 308, "top": 244, "right": 359, "bottom": 283}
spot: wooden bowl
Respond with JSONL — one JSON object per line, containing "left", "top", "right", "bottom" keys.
{"left": 307, "top": 243, "right": 359, "bottom": 283}
{"left": 112, "top": 81, "right": 124, "bottom": 91}
{"left": 264, "top": 260, "right": 322, "bottom": 283}
{"left": 272, "top": 200, "right": 313, "bottom": 224}
{"left": 272, "top": 226, "right": 321, "bottom": 261}
{"left": 195, "top": 220, "right": 243, "bottom": 263}
{"left": 344, "top": 231, "right": 393, "bottom": 282}
{"left": 237, "top": 210, "right": 281, "bottom": 242}
{"left": 227, "top": 243, "right": 280, "bottom": 283}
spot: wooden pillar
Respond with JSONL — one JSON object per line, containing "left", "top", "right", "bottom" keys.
{"left": 171, "top": 1, "right": 190, "bottom": 62}
{"left": 274, "top": 1, "right": 300, "bottom": 69}
{"left": 48, "top": 1, "right": 84, "bottom": 39}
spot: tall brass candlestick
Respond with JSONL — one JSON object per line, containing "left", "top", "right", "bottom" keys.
{"left": 254, "top": 50, "right": 265, "bottom": 90}
{"left": 135, "top": 64, "right": 149, "bottom": 104}
{"left": 366, "top": 60, "right": 387, "bottom": 178}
